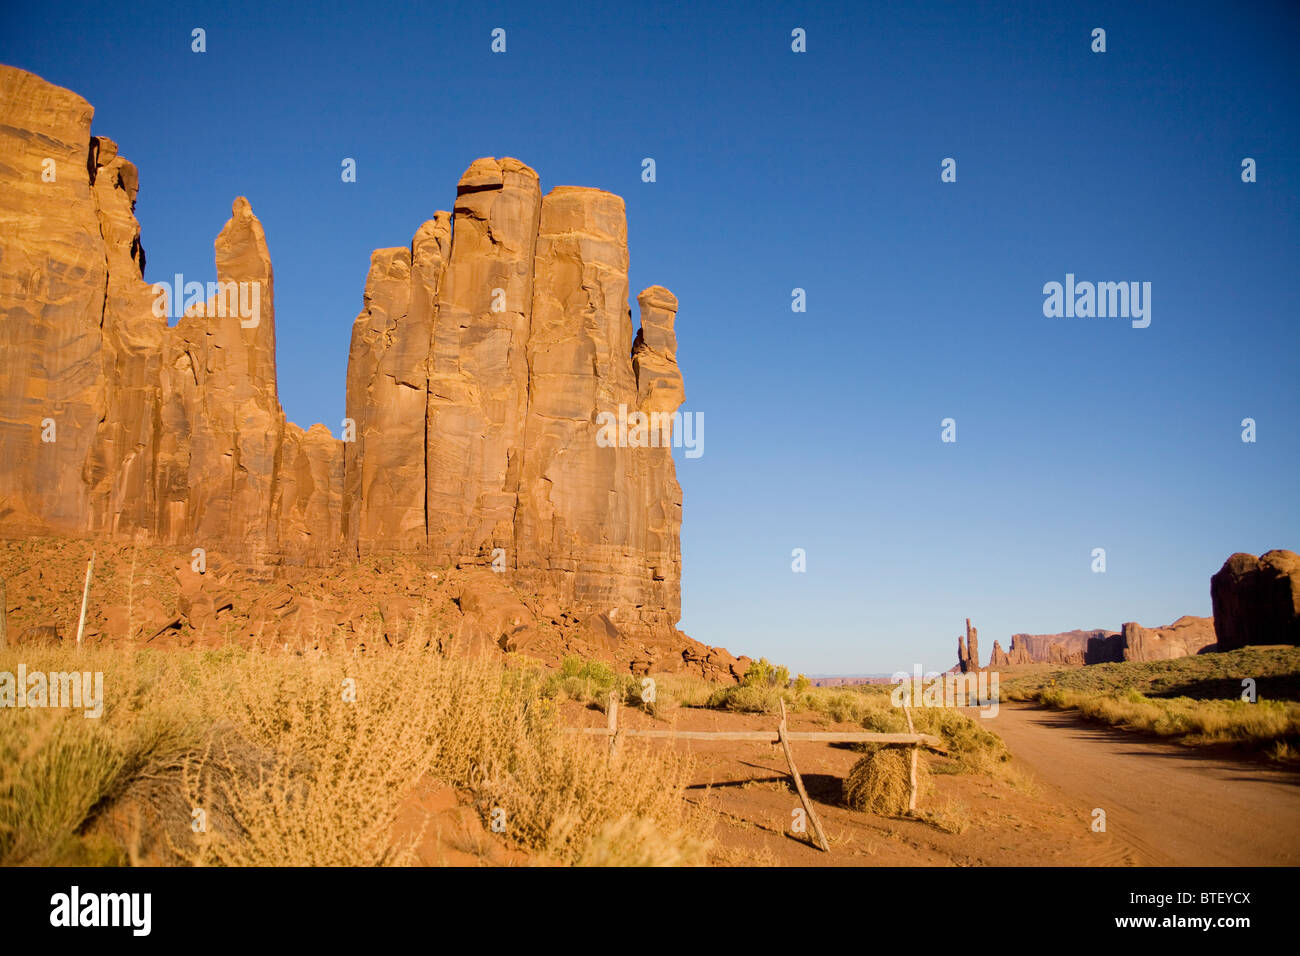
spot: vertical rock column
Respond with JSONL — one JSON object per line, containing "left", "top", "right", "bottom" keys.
{"left": 343, "top": 214, "right": 450, "bottom": 555}
{"left": 156, "top": 198, "right": 283, "bottom": 561}
{"left": 630, "top": 286, "right": 686, "bottom": 630}
{"left": 426, "top": 158, "right": 541, "bottom": 563}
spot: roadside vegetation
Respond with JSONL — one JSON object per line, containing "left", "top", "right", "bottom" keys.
{"left": 1000, "top": 646, "right": 1300, "bottom": 761}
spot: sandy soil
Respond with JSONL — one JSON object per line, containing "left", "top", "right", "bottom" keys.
{"left": 562, "top": 700, "right": 1139, "bottom": 866}
{"left": 551, "top": 698, "right": 1300, "bottom": 866}
{"left": 980, "top": 702, "right": 1300, "bottom": 865}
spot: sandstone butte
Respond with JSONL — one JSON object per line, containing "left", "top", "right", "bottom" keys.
{"left": 0, "top": 64, "right": 747, "bottom": 681}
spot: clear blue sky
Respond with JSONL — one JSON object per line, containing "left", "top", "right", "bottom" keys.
{"left": 4, "top": 0, "right": 1297, "bottom": 674}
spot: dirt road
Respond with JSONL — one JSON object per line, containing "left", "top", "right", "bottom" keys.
{"left": 982, "top": 702, "right": 1300, "bottom": 865}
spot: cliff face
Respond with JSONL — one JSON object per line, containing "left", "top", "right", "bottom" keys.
{"left": 1004, "top": 629, "right": 1124, "bottom": 665}
{"left": 1121, "top": 616, "right": 1217, "bottom": 661}
{"left": 0, "top": 68, "right": 110, "bottom": 536}
{"left": 0, "top": 66, "right": 344, "bottom": 568}
{"left": 0, "top": 65, "right": 697, "bottom": 656}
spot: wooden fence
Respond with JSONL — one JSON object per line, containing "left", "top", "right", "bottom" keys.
{"left": 570, "top": 693, "right": 944, "bottom": 853}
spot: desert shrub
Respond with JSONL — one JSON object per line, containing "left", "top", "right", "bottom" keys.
{"left": 0, "top": 647, "right": 207, "bottom": 865}
{"left": 544, "top": 656, "right": 639, "bottom": 711}
{"left": 910, "top": 707, "right": 1011, "bottom": 773}
{"left": 0, "top": 709, "right": 191, "bottom": 865}
{"left": 819, "top": 691, "right": 873, "bottom": 724}
{"left": 0, "top": 642, "right": 708, "bottom": 866}
{"left": 650, "top": 673, "right": 718, "bottom": 709}
{"left": 741, "top": 657, "right": 790, "bottom": 689}
{"left": 860, "top": 705, "right": 910, "bottom": 734}
{"left": 706, "top": 683, "right": 784, "bottom": 714}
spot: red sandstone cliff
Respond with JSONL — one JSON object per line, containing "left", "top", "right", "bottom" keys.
{"left": 0, "top": 65, "right": 731, "bottom": 675}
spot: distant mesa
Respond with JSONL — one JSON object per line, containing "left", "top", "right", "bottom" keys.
{"left": 978, "top": 621, "right": 1211, "bottom": 669}
{"left": 807, "top": 675, "right": 896, "bottom": 688}
{"left": 970, "top": 549, "right": 1299, "bottom": 671}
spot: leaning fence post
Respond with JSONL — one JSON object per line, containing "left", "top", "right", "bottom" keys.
{"left": 778, "top": 697, "right": 829, "bottom": 852}
{"left": 0, "top": 577, "right": 7, "bottom": 649}
{"left": 75, "top": 550, "right": 95, "bottom": 648}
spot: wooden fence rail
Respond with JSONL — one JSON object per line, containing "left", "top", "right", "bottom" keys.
{"left": 574, "top": 728, "right": 941, "bottom": 746}
{"left": 568, "top": 692, "right": 945, "bottom": 853}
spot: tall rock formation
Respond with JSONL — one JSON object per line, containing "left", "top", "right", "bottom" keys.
{"left": 1211, "top": 550, "right": 1300, "bottom": 649}
{"left": 340, "top": 169, "right": 688, "bottom": 641}
{"left": 0, "top": 66, "right": 692, "bottom": 651}
{"left": 956, "top": 619, "right": 981, "bottom": 672}
{"left": 159, "top": 197, "right": 299, "bottom": 562}
{"left": 0, "top": 65, "right": 346, "bottom": 565}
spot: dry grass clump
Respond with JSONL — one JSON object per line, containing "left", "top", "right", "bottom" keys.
{"left": 842, "top": 746, "right": 923, "bottom": 816}
{"left": 914, "top": 798, "right": 971, "bottom": 834}
{"left": 542, "top": 656, "right": 698, "bottom": 718}
{"left": 649, "top": 672, "right": 717, "bottom": 709}
{"left": 0, "top": 646, "right": 207, "bottom": 865}
{"left": 575, "top": 815, "right": 710, "bottom": 866}
{"left": 908, "top": 707, "right": 1011, "bottom": 774}
{"left": 0, "top": 641, "right": 708, "bottom": 866}
{"left": 706, "top": 683, "right": 785, "bottom": 713}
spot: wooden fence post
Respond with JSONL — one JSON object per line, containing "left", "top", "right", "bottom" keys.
{"left": 0, "top": 577, "right": 7, "bottom": 650}
{"left": 778, "top": 698, "right": 829, "bottom": 852}
{"left": 903, "top": 704, "right": 919, "bottom": 813}
{"left": 75, "top": 551, "right": 95, "bottom": 647}
{"left": 607, "top": 691, "right": 621, "bottom": 758}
